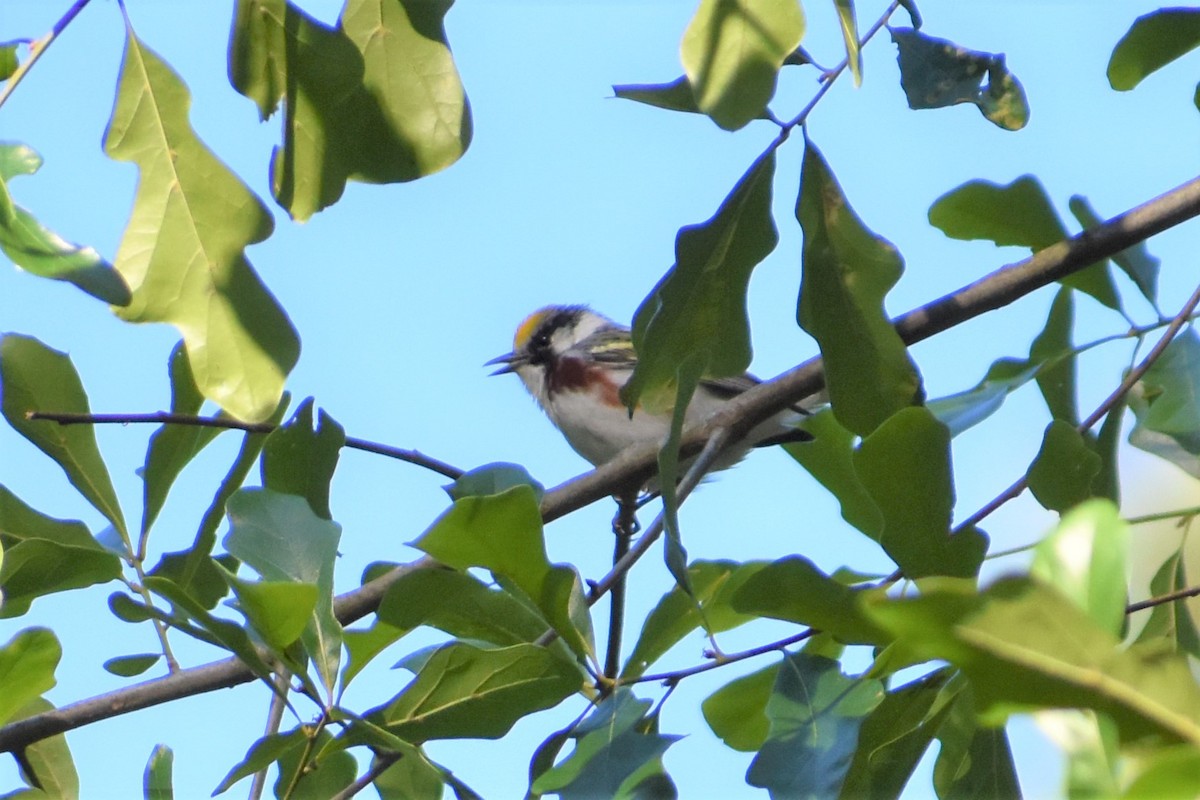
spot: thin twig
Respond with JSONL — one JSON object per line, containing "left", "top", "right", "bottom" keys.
{"left": 955, "top": 279, "right": 1200, "bottom": 533}
{"left": 248, "top": 671, "right": 291, "bottom": 800}
{"left": 25, "top": 411, "right": 464, "bottom": 480}
{"left": 1127, "top": 585, "right": 1200, "bottom": 614}
{"left": 0, "top": 0, "right": 92, "bottom": 113}
{"left": 629, "top": 628, "right": 815, "bottom": 687}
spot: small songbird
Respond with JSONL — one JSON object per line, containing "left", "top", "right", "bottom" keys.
{"left": 487, "top": 305, "right": 814, "bottom": 483}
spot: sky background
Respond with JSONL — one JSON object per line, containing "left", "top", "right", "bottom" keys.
{"left": 3, "top": 1, "right": 1200, "bottom": 797}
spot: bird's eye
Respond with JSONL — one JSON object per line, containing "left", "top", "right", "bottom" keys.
{"left": 532, "top": 331, "right": 551, "bottom": 351}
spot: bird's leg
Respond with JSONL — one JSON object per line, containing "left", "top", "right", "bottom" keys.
{"left": 603, "top": 490, "right": 641, "bottom": 685}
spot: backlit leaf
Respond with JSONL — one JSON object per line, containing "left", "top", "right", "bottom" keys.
{"left": 0, "top": 142, "right": 129, "bottom": 305}
{"left": 680, "top": 0, "right": 804, "bottom": 130}
{"left": 0, "top": 627, "right": 60, "bottom": 727}
{"left": 229, "top": 0, "right": 472, "bottom": 220}
{"left": 865, "top": 576, "right": 1200, "bottom": 747}
{"left": 1108, "top": 9, "right": 1200, "bottom": 91}
{"left": 105, "top": 21, "right": 299, "bottom": 422}
{"left": 1031, "top": 500, "right": 1128, "bottom": 636}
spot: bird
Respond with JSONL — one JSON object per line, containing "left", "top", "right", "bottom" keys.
{"left": 486, "top": 305, "right": 814, "bottom": 487}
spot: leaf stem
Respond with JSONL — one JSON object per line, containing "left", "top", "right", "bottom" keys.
{"left": 629, "top": 628, "right": 814, "bottom": 687}
{"left": 0, "top": 0, "right": 93, "bottom": 113}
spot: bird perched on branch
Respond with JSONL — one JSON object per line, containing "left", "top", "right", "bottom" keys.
{"left": 487, "top": 305, "right": 814, "bottom": 485}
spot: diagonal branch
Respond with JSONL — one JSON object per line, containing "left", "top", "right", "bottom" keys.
{"left": 539, "top": 172, "right": 1200, "bottom": 524}
{"left": 4, "top": 172, "right": 1200, "bottom": 756}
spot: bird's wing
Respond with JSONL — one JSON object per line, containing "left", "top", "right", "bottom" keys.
{"left": 580, "top": 327, "right": 639, "bottom": 366}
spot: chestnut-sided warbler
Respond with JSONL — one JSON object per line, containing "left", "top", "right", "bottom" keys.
{"left": 487, "top": 306, "right": 814, "bottom": 482}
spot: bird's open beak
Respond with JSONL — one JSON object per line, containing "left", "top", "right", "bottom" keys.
{"left": 484, "top": 352, "right": 520, "bottom": 375}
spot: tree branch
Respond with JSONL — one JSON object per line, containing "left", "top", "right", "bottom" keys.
{"left": 539, "top": 172, "right": 1200, "bottom": 525}
{"left": 1126, "top": 584, "right": 1200, "bottom": 614}
{"left": 5, "top": 172, "right": 1200, "bottom": 756}
{"left": 0, "top": 558, "right": 435, "bottom": 755}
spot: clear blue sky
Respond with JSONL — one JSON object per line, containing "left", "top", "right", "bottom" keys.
{"left": 3, "top": 1, "right": 1199, "bottom": 797}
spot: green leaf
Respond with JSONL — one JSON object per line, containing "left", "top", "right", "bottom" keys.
{"left": 680, "top": 0, "right": 804, "bottom": 130}
{"left": 731, "top": 556, "right": 889, "bottom": 644}
{"left": 930, "top": 175, "right": 1064, "bottom": 250}
{"left": 930, "top": 179, "right": 1118, "bottom": 311}
{"left": 746, "top": 653, "right": 884, "bottom": 798}
{"left": 1091, "top": 399, "right": 1124, "bottom": 504}
{"left": 105, "top": 22, "right": 299, "bottom": 422}
{"left": 1128, "top": 329, "right": 1200, "bottom": 478}
{"left": 273, "top": 727, "right": 356, "bottom": 800}
{"left": 371, "top": 748, "right": 446, "bottom": 800}
{"left": 413, "top": 485, "right": 593, "bottom": 660}
{"left": 213, "top": 729, "right": 308, "bottom": 795}
{"left": 622, "top": 560, "right": 769, "bottom": 679}
{"left": 109, "top": 591, "right": 154, "bottom": 623}
{"left": 1121, "top": 744, "right": 1200, "bottom": 799}
{"left": 1134, "top": 543, "right": 1200, "bottom": 658}
{"left": 839, "top": 668, "right": 954, "bottom": 800}
{"left": 783, "top": 410, "right": 882, "bottom": 536}
{"left": 0, "top": 335, "right": 127, "bottom": 541}
{"left": 0, "top": 143, "right": 129, "bottom": 305}
{"left": 0, "top": 628, "right": 60, "bottom": 727}
{"left": 1031, "top": 500, "right": 1128, "bottom": 636}
{"left": 342, "top": 618, "right": 405, "bottom": 688}
{"left": 0, "top": 41, "right": 17, "bottom": 80}
{"left": 0, "top": 485, "right": 122, "bottom": 617}
{"left": 1029, "top": 288, "right": 1079, "bottom": 424}
{"left": 373, "top": 642, "right": 580, "bottom": 742}
{"left": 1108, "top": 9, "right": 1200, "bottom": 91}
{"left": 613, "top": 76, "right": 704, "bottom": 116}
{"left": 225, "top": 489, "right": 342, "bottom": 694}
{"left": 852, "top": 407, "right": 987, "bottom": 578}
{"left": 261, "top": 398, "right": 345, "bottom": 519}
{"left": 149, "top": 550, "right": 236, "bottom": 612}
{"left": 625, "top": 150, "right": 778, "bottom": 413}
{"left": 702, "top": 664, "right": 777, "bottom": 752}
{"left": 865, "top": 576, "right": 1200, "bottom": 747}
{"left": 1027, "top": 421, "right": 1103, "bottom": 513}
{"left": 144, "top": 575, "right": 277, "bottom": 681}
{"left": 144, "top": 744, "right": 173, "bottom": 800}
{"left": 174, "top": 395, "right": 288, "bottom": 597}
{"left": 445, "top": 463, "right": 544, "bottom": 503}
{"left": 224, "top": 573, "right": 318, "bottom": 652}
{"left": 103, "top": 653, "right": 162, "bottom": 677}
{"left": 927, "top": 358, "right": 1039, "bottom": 437}
{"left": 6, "top": 697, "right": 79, "bottom": 799}
{"left": 1069, "top": 195, "right": 1160, "bottom": 308}
{"left": 376, "top": 567, "right": 551, "bottom": 649}
{"left": 229, "top": 0, "right": 472, "bottom": 220}
{"left": 834, "top": 0, "right": 862, "bottom": 86}
{"left": 532, "top": 690, "right": 680, "bottom": 799}
{"left": 797, "top": 137, "right": 921, "bottom": 436}
{"left": 932, "top": 686, "right": 1020, "bottom": 800}
{"left": 891, "top": 28, "right": 1028, "bottom": 130}
{"left": 140, "top": 343, "right": 225, "bottom": 538}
